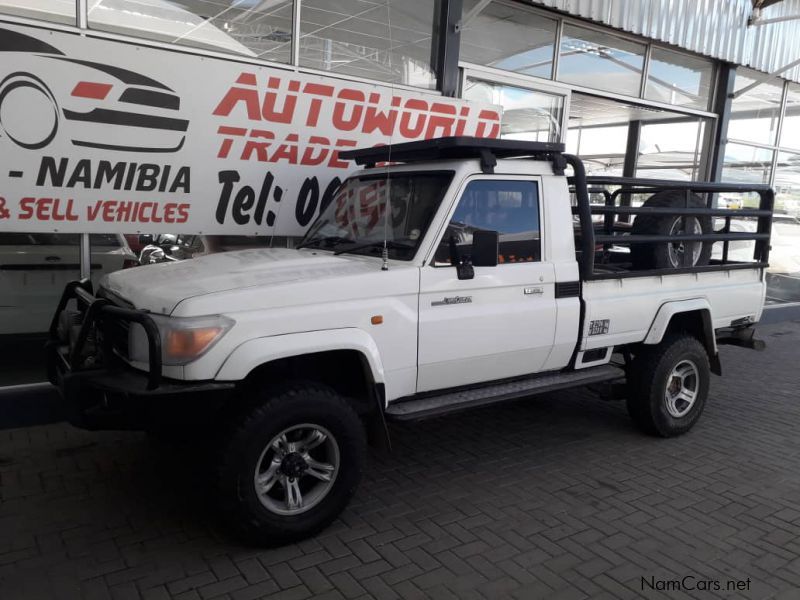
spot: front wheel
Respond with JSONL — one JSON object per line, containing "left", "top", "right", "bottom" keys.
{"left": 216, "top": 382, "right": 365, "bottom": 546}
{"left": 626, "top": 334, "right": 711, "bottom": 437}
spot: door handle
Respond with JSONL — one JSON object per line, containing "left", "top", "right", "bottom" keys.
{"left": 45, "top": 256, "right": 61, "bottom": 262}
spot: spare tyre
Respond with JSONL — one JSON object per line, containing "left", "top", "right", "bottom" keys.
{"left": 630, "top": 190, "right": 712, "bottom": 270}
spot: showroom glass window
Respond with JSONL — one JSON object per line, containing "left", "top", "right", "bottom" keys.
{"left": 558, "top": 24, "right": 645, "bottom": 97}
{"left": 565, "top": 93, "right": 629, "bottom": 177}
{"left": 721, "top": 143, "right": 774, "bottom": 184}
{"left": 771, "top": 151, "right": 800, "bottom": 296}
{"left": 636, "top": 119, "right": 709, "bottom": 181}
{"left": 87, "top": 0, "right": 294, "bottom": 61}
{"left": 728, "top": 69, "right": 784, "bottom": 146}
{"left": 298, "top": 0, "right": 437, "bottom": 88}
{"left": 779, "top": 83, "right": 800, "bottom": 152}
{"left": 463, "top": 78, "right": 563, "bottom": 143}
{"left": 644, "top": 47, "right": 714, "bottom": 111}
{"left": 0, "top": 0, "right": 74, "bottom": 24}
{"left": 460, "top": 0, "right": 557, "bottom": 80}
{"left": 434, "top": 180, "right": 541, "bottom": 266}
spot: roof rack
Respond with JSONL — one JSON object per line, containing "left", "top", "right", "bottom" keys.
{"left": 339, "top": 136, "right": 567, "bottom": 174}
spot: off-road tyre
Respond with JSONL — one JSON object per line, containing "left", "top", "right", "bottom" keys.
{"left": 215, "top": 382, "right": 365, "bottom": 546}
{"left": 626, "top": 334, "right": 710, "bottom": 437}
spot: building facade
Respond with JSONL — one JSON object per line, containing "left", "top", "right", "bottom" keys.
{"left": 1, "top": 0, "right": 799, "bottom": 386}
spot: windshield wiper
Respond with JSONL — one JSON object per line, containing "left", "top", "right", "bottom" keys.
{"left": 332, "top": 240, "right": 410, "bottom": 256}
{"left": 296, "top": 235, "right": 353, "bottom": 250}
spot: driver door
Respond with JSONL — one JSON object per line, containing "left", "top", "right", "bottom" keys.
{"left": 417, "top": 176, "right": 557, "bottom": 393}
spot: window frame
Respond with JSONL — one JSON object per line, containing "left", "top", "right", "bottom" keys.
{"left": 0, "top": 8, "right": 446, "bottom": 97}
{"left": 426, "top": 174, "right": 545, "bottom": 268}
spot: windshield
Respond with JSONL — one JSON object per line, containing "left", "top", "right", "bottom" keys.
{"left": 300, "top": 172, "right": 454, "bottom": 260}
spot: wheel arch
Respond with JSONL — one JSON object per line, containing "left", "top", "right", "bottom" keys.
{"left": 643, "top": 299, "right": 721, "bottom": 375}
{"left": 215, "top": 329, "right": 390, "bottom": 448}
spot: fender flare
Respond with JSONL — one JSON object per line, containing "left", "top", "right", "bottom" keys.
{"left": 643, "top": 298, "right": 720, "bottom": 374}
{"left": 214, "top": 328, "right": 386, "bottom": 384}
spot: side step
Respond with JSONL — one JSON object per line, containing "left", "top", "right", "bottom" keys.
{"left": 385, "top": 365, "right": 625, "bottom": 421}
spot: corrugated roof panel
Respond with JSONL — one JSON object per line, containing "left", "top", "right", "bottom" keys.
{"left": 529, "top": 0, "right": 800, "bottom": 82}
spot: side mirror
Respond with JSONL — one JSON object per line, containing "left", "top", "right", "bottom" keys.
{"left": 448, "top": 234, "right": 475, "bottom": 280}
{"left": 456, "top": 262, "right": 474, "bottom": 280}
{"left": 471, "top": 230, "right": 499, "bottom": 267}
{"left": 138, "top": 234, "right": 153, "bottom": 246}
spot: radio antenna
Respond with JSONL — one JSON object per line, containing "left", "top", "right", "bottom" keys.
{"left": 381, "top": 0, "right": 395, "bottom": 272}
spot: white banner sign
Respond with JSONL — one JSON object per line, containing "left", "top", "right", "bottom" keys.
{"left": 0, "top": 23, "right": 502, "bottom": 236}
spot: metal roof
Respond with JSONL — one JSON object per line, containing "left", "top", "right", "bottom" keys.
{"left": 528, "top": 0, "right": 800, "bottom": 83}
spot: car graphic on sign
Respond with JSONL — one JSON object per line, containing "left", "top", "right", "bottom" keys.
{"left": 0, "top": 28, "right": 188, "bottom": 153}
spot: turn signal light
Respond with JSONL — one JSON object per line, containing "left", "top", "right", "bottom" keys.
{"left": 165, "top": 327, "right": 223, "bottom": 359}
{"left": 371, "top": 315, "right": 383, "bottom": 325}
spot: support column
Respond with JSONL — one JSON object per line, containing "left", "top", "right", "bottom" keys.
{"left": 619, "top": 120, "right": 641, "bottom": 222}
{"left": 432, "top": 0, "right": 462, "bottom": 97}
{"left": 708, "top": 63, "right": 737, "bottom": 182}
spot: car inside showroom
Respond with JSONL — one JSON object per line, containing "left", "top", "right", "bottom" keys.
{"left": 1, "top": 1, "right": 800, "bottom": 598}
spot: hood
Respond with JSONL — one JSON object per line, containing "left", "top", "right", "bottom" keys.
{"left": 101, "top": 247, "right": 406, "bottom": 314}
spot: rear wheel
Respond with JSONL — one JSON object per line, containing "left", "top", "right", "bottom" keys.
{"left": 216, "top": 382, "right": 365, "bottom": 546}
{"left": 626, "top": 334, "right": 710, "bottom": 437}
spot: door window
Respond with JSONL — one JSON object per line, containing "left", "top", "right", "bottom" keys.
{"left": 434, "top": 180, "right": 541, "bottom": 265}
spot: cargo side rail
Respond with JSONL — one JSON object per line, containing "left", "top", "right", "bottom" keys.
{"left": 564, "top": 162, "right": 775, "bottom": 281}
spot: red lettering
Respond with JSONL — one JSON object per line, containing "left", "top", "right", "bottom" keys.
{"left": 399, "top": 99, "right": 428, "bottom": 138}
{"left": 424, "top": 102, "right": 457, "bottom": 139}
{"left": 300, "top": 136, "right": 330, "bottom": 166}
{"left": 217, "top": 126, "right": 247, "bottom": 158}
{"left": 303, "top": 83, "right": 335, "bottom": 127}
{"left": 362, "top": 95, "right": 400, "bottom": 136}
{"left": 164, "top": 203, "right": 176, "bottom": 223}
{"left": 236, "top": 72, "right": 257, "bottom": 85}
{"left": 102, "top": 201, "right": 117, "bottom": 222}
{"left": 138, "top": 202, "right": 152, "bottom": 223}
{"left": 87, "top": 201, "right": 102, "bottom": 221}
{"left": 242, "top": 129, "right": 274, "bottom": 162}
{"left": 177, "top": 203, "right": 190, "bottom": 223}
{"left": 51, "top": 197, "right": 66, "bottom": 221}
{"left": 36, "top": 198, "right": 53, "bottom": 221}
{"left": 332, "top": 89, "right": 365, "bottom": 131}
{"left": 149, "top": 202, "right": 162, "bottom": 223}
{"left": 329, "top": 139, "right": 357, "bottom": 169}
{"left": 212, "top": 74, "right": 262, "bottom": 120}
{"left": 262, "top": 77, "right": 297, "bottom": 124}
{"left": 66, "top": 199, "right": 78, "bottom": 221}
{"left": 455, "top": 106, "right": 470, "bottom": 136}
{"left": 117, "top": 201, "right": 133, "bottom": 222}
{"left": 19, "top": 197, "right": 35, "bottom": 220}
{"left": 475, "top": 109, "right": 502, "bottom": 138}
{"left": 270, "top": 133, "right": 299, "bottom": 164}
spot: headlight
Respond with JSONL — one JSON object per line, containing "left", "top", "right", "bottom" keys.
{"left": 128, "top": 314, "right": 234, "bottom": 366}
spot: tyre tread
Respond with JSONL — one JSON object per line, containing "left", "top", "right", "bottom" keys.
{"left": 215, "top": 381, "right": 365, "bottom": 546}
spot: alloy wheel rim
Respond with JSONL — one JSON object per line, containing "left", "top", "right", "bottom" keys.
{"left": 668, "top": 217, "right": 703, "bottom": 267}
{"left": 253, "top": 423, "right": 340, "bottom": 516}
{"left": 664, "top": 359, "right": 699, "bottom": 418}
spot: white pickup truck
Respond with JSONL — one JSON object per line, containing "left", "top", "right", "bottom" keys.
{"left": 47, "top": 137, "right": 773, "bottom": 545}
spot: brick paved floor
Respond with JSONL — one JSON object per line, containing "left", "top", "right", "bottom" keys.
{"left": 2, "top": 320, "right": 800, "bottom": 600}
